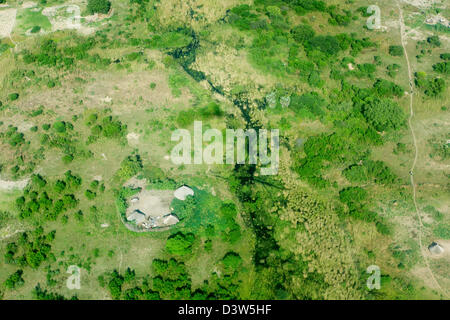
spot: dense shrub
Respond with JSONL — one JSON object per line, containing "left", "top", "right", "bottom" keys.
{"left": 227, "top": 5, "right": 261, "bottom": 30}
{"left": 198, "top": 102, "right": 223, "bottom": 119}
{"left": 426, "top": 35, "right": 440, "bottom": 47}
{"left": 116, "top": 155, "right": 143, "bottom": 181}
{"left": 386, "top": 63, "right": 401, "bottom": 78}
{"left": 440, "top": 53, "right": 450, "bottom": 60}
{"left": 291, "top": 24, "right": 315, "bottom": 43}
{"left": 433, "top": 62, "right": 449, "bottom": 74}
{"left": 9, "top": 93, "right": 19, "bottom": 101}
{"left": 176, "top": 110, "right": 196, "bottom": 127}
{"left": 340, "top": 186, "right": 367, "bottom": 203}
{"left": 166, "top": 232, "right": 195, "bottom": 256}
{"left": 4, "top": 270, "right": 25, "bottom": 289}
{"left": 388, "top": 45, "right": 403, "bottom": 56}
{"left": 373, "top": 79, "right": 404, "bottom": 97}
{"left": 357, "top": 63, "right": 376, "bottom": 76}
{"left": 53, "top": 121, "right": 66, "bottom": 133}
{"left": 307, "top": 35, "right": 341, "bottom": 56}
{"left": 289, "top": 92, "right": 326, "bottom": 118}
{"left": 415, "top": 72, "right": 446, "bottom": 97}
{"left": 343, "top": 160, "right": 397, "bottom": 184}
{"left": 87, "top": 0, "right": 111, "bottom": 14}
{"left": 361, "top": 98, "right": 405, "bottom": 131}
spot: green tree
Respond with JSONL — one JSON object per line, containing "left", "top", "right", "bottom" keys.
{"left": 4, "top": 270, "right": 25, "bottom": 289}
{"left": 433, "top": 62, "right": 449, "bottom": 74}
{"left": 389, "top": 45, "right": 403, "bottom": 56}
{"left": 53, "top": 121, "right": 66, "bottom": 133}
{"left": 107, "top": 270, "right": 124, "bottom": 300}
{"left": 31, "top": 174, "right": 47, "bottom": 188}
{"left": 291, "top": 24, "right": 315, "bottom": 43}
{"left": 116, "top": 155, "right": 142, "bottom": 180}
{"left": 427, "top": 35, "right": 440, "bottom": 47}
{"left": 87, "top": 0, "right": 111, "bottom": 14}
{"left": 307, "top": 35, "right": 341, "bottom": 55}
{"left": 85, "top": 190, "right": 97, "bottom": 200}
{"left": 9, "top": 93, "right": 19, "bottom": 101}
{"left": 165, "top": 232, "right": 195, "bottom": 256}
{"left": 362, "top": 98, "right": 405, "bottom": 131}
{"left": 222, "top": 252, "right": 242, "bottom": 271}
{"left": 373, "top": 79, "right": 404, "bottom": 97}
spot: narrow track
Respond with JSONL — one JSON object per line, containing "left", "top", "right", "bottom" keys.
{"left": 397, "top": 2, "right": 447, "bottom": 298}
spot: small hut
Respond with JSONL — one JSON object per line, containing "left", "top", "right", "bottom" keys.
{"left": 162, "top": 214, "right": 180, "bottom": 226}
{"left": 174, "top": 186, "right": 194, "bottom": 200}
{"left": 127, "top": 210, "right": 146, "bottom": 225}
{"left": 428, "top": 242, "right": 444, "bottom": 255}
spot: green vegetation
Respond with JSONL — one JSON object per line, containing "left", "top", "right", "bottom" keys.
{"left": 361, "top": 98, "right": 406, "bottom": 131}
{"left": 4, "top": 270, "right": 25, "bottom": 289}
{"left": 389, "top": 45, "right": 403, "bottom": 57}
{"left": 0, "top": 0, "right": 446, "bottom": 301}
{"left": 415, "top": 72, "right": 446, "bottom": 97}
{"left": 165, "top": 232, "right": 195, "bottom": 256}
{"left": 87, "top": 0, "right": 112, "bottom": 15}
{"left": 176, "top": 101, "right": 223, "bottom": 127}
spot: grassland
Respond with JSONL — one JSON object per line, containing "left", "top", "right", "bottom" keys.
{"left": 0, "top": 0, "right": 448, "bottom": 300}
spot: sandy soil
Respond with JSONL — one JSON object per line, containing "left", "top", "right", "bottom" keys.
{"left": 22, "top": 1, "right": 37, "bottom": 9}
{"left": 0, "top": 8, "right": 17, "bottom": 38}
{"left": 127, "top": 189, "right": 173, "bottom": 218}
{"left": 124, "top": 176, "right": 147, "bottom": 189}
{"left": 427, "top": 240, "right": 450, "bottom": 259}
{"left": 42, "top": 5, "right": 81, "bottom": 31}
{"left": 0, "top": 227, "right": 24, "bottom": 241}
{"left": 126, "top": 132, "right": 140, "bottom": 145}
{"left": 0, "top": 178, "right": 29, "bottom": 191}
{"left": 42, "top": 4, "right": 94, "bottom": 35}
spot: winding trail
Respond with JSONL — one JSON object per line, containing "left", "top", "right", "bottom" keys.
{"left": 397, "top": 3, "right": 447, "bottom": 298}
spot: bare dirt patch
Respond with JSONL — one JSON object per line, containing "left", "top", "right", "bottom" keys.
{"left": 22, "top": 1, "right": 37, "bottom": 9}
{"left": 42, "top": 5, "right": 94, "bottom": 35}
{"left": 85, "top": 70, "right": 175, "bottom": 114}
{"left": 0, "top": 227, "right": 24, "bottom": 241}
{"left": 427, "top": 240, "right": 450, "bottom": 259}
{"left": 126, "top": 132, "right": 140, "bottom": 145}
{"left": 0, "top": 8, "right": 17, "bottom": 39}
{"left": 0, "top": 178, "right": 29, "bottom": 191}
{"left": 127, "top": 189, "right": 173, "bottom": 219}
